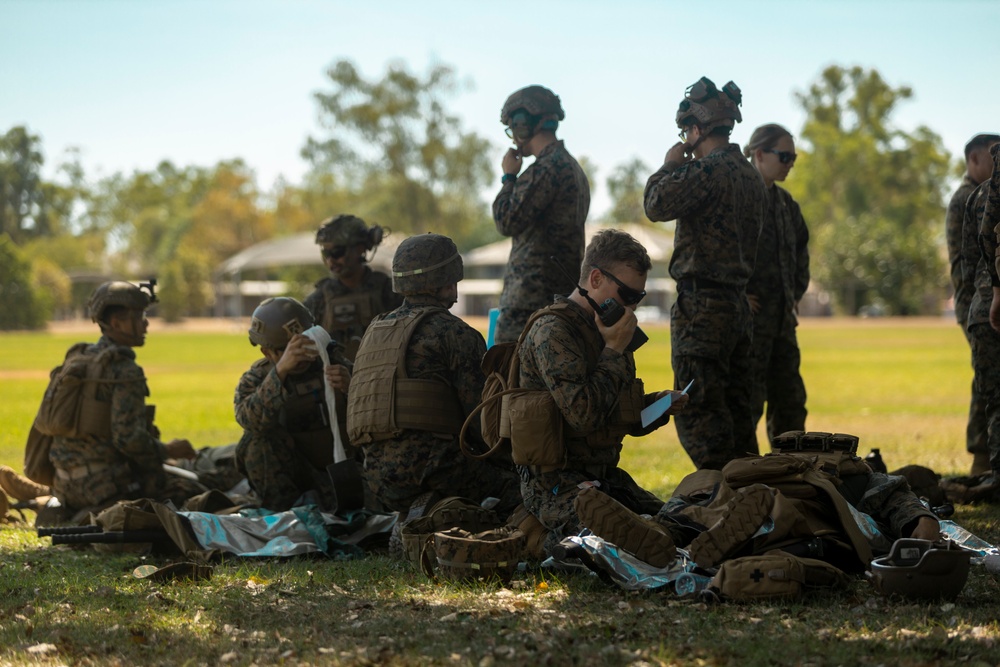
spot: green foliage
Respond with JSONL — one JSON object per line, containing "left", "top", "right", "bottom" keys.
{"left": 0, "top": 234, "right": 45, "bottom": 330}
{"left": 786, "top": 65, "right": 954, "bottom": 315}
{"left": 605, "top": 157, "right": 652, "bottom": 225}
{"left": 303, "top": 59, "right": 495, "bottom": 246}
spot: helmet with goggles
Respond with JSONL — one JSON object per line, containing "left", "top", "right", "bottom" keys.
{"left": 675, "top": 77, "right": 743, "bottom": 135}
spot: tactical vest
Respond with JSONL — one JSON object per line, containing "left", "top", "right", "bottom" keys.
{"left": 517, "top": 301, "right": 645, "bottom": 468}
{"left": 283, "top": 370, "right": 335, "bottom": 470}
{"left": 347, "top": 306, "right": 465, "bottom": 445}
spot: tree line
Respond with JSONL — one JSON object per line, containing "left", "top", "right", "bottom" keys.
{"left": 0, "top": 62, "right": 955, "bottom": 329}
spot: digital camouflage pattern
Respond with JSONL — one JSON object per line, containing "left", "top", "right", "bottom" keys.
{"left": 492, "top": 140, "right": 590, "bottom": 344}
{"left": 517, "top": 298, "right": 667, "bottom": 554}
{"left": 391, "top": 233, "right": 463, "bottom": 295}
{"left": 970, "top": 170, "right": 1000, "bottom": 473}
{"left": 645, "top": 143, "right": 765, "bottom": 470}
{"left": 357, "top": 296, "right": 521, "bottom": 514}
{"left": 948, "top": 174, "right": 981, "bottom": 327}
{"left": 746, "top": 184, "right": 810, "bottom": 447}
{"left": 303, "top": 266, "right": 402, "bottom": 361}
{"left": 49, "top": 336, "right": 201, "bottom": 511}
{"left": 234, "top": 349, "right": 353, "bottom": 511}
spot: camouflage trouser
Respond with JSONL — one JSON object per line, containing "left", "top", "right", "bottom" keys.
{"left": 495, "top": 305, "right": 538, "bottom": 345}
{"left": 749, "top": 317, "right": 808, "bottom": 449}
{"left": 53, "top": 462, "right": 202, "bottom": 513}
{"left": 969, "top": 323, "right": 1000, "bottom": 472}
{"left": 236, "top": 432, "right": 337, "bottom": 511}
{"left": 961, "top": 323, "right": 989, "bottom": 456}
{"left": 671, "top": 288, "right": 756, "bottom": 470}
{"left": 363, "top": 434, "right": 522, "bottom": 515}
{"left": 520, "top": 465, "right": 664, "bottom": 556}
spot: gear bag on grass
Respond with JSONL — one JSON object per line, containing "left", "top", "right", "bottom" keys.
{"left": 422, "top": 526, "right": 526, "bottom": 584}
{"left": 702, "top": 549, "right": 851, "bottom": 602}
{"left": 399, "top": 496, "right": 503, "bottom": 570}
{"left": 459, "top": 307, "right": 570, "bottom": 467}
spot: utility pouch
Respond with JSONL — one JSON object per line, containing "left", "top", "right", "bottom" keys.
{"left": 507, "top": 390, "right": 566, "bottom": 467}
{"left": 704, "top": 550, "right": 850, "bottom": 602}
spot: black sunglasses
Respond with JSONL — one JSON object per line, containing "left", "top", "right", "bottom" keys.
{"left": 594, "top": 266, "right": 646, "bottom": 306}
{"left": 766, "top": 149, "right": 797, "bottom": 165}
{"left": 321, "top": 246, "right": 348, "bottom": 260}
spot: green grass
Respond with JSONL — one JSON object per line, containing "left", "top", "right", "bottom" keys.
{"left": 2, "top": 318, "right": 1000, "bottom": 666}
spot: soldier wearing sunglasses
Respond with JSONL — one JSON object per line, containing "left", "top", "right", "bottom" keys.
{"left": 744, "top": 124, "right": 810, "bottom": 449}
{"left": 644, "top": 76, "right": 767, "bottom": 470}
{"left": 303, "top": 214, "right": 402, "bottom": 361}
{"left": 493, "top": 85, "right": 590, "bottom": 344}
{"left": 512, "top": 230, "right": 689, "bottom": 557}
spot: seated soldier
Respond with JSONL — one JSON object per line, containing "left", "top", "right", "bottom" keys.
{"left": 235, "top": 297, "right": 353, "bottom": 511}
{"left": 512, "top": 229, "right": 689, "bottom": 557}
{"left": 48, "top": 281, "right": 204, "bottom": 515}
{"left": 575, "top": 431, "right": 941, "bottom": 572}
{"left": 347, "top": 233, "right": 522, "bottom": 516}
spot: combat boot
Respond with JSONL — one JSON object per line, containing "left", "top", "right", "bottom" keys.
{"left": 0, "top": 465, "right": 50, "bottom": 501}
{"left": 687, "top": 483, "right": 775, "bottom": 569}
{"left": 574, "top": 487, "right": 676, "bottom": 568}
{"left": 0, "top": 489, "right": 8, "bottom": 522}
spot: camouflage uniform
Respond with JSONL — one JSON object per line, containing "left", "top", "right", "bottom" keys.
{"left": 234, "top": 347, "right": 352, "bottom": 512}
{"left": 948, "top": 175, "right": 990, "bottom": 459}
{"left": 746, "top": 184, "right": 809, "bottom": 447}
{"left": 492, "top": 140, "right": 590, "bottom": 343}
{"left": 977, "top": 144, "right": 1000, "bottom": 474}
{"left": 303, "top": 266, "right": 402, "bottom": 361}
{"left": 644, "top": 143, "right": 766, "bottom": 469}
{"left": 49, "top": 336, "right": 201, "bottom": 511}
{"left": 518, "top": 297, "right": 668, "bottom": 554}
{"left": 353, "top": 296, "right": 522, "bottom": 514}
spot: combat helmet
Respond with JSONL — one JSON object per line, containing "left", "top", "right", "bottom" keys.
{"left": 248, "top": 297, "right": 314, "bottom": 349}
{"left": 89, "top": 280, "right": 157, "bottom": 324}
{"left": 500, "top": 85, "right": 565, "bottom": 133}
{"left": 675, "top": 77, "right": 743, "bottom": 134}
{"left": 391, "top": 233, "right": 463, "bottom": 295}
{"left": 315, "top": 214, "right": 384, "bottom": 251}
{"left": 869, "top": 538, "right": 972, "bottom": 601}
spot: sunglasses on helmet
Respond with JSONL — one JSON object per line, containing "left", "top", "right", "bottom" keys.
{"left": 321, "top": 246, "right": 348, "bottom": 260}
{"left": 765, "top": 149, "right": 797, "bottom": 165}
{"left": 594, "top": 266, "right": 646, "bottom": 306}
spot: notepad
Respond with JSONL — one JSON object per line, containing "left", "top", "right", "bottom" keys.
{"left": 640, "top": 379, "right": 694, "bottom": 428}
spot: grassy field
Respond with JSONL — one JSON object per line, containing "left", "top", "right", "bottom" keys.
{"left": 2, "top": 317, "right": 999, "bottom": 666}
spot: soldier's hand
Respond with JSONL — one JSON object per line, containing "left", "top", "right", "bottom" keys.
{"left": 596, "top": 306, "right": 637, "bottom": 354}
{"left": 662, "top": 390, "right": 690, "bottom": 414}
{"left": 747, "top": 293, "right": 761, "bottom": 314}
{"left": 908, "top": 516, "right": 941, "bottom": 541}
{"left": 165, "top": 439, "right": 197, "bottom": 460}
{"left": 501, "top": 148, "right": 522, "bottom": 177}
{"left": 275, "top": 334, "right": 318, "bottom": 380}
{"left": 325, "top": 364, "right": 351, "bottom": 393}
{"left": 664, "top": 142, "right": 692, "bottom": 166}
{"left": 991, "top": 288, "right": 1000, "bottom": 333}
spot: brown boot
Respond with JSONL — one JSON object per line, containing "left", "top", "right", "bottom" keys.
{"left": 0, "top": 490, "right": 9, "bottom": 522}
{"left": 971, "top": 451, "right": 991, "bottom": 477}
{"left": 508, "top": 504, "right": 549, "bottom": 561}
{"left": 0, "top": 465, "right": 51, "bottom": 501}
{"left": 688, "top": 484, "right": 775, "bottom": 569}
{"left": 574, "top": 487, "right": 676, "bottom": 568}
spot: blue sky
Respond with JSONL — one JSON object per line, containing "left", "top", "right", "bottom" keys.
{"left": 3, "top": 0, "right": 998, "bottom": 216}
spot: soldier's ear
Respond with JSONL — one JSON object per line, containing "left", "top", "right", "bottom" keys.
{"left": 586, "top": 267, "right": 603, "bottom": 290}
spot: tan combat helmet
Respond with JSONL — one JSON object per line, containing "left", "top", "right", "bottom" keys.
{"left": 315, "top": 214, "right": 384, "bottom": 251}
{"left": 391, "top": 233, "right": 463, "bottom": 295}
{"left": 248, "top": 297, "right": 314, "bottom": 349}
{"left": 88, "top": 280, "right": 156, "bottom": 331}
{"left": 500, "top": 85, "right": 565, "bottom": 125}
{"left": 675, "top": 77, "right": 743, "bottom": 134}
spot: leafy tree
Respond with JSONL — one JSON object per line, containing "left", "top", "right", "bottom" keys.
{"left": 302, "top": 59, "right": 494, "bottom": 246}
{"left": 0, "top": 233, "right": 45, "bottom": 330}
{"left": 786, "top": 65, "right": 953, "bottom": 315}
{"left": 605, "top": 157, "right": 652, "bottom": 225}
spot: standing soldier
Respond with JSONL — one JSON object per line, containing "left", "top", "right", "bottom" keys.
{"left": 47, "top": 281, "right": 202, "bottom": 516}
{"left": 744, "top": 124, "right": 810, "bottom": 447}
{"left": 234, "top": 297, "right": 354, "bottom": 511}
{"left": 644, "top": 76, "right": 767, "bottom": 470}
{"left": 304, "top": 214, "right": 402, "bottom": 361}
{"left": 492, "top": 85, "right": 590, "bottom": 344}
{"left": 347, "top": 233, "right": 522, "bottom": 515}
{"left": 948, "top": 134, "right": 1000, "bottom": 475}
